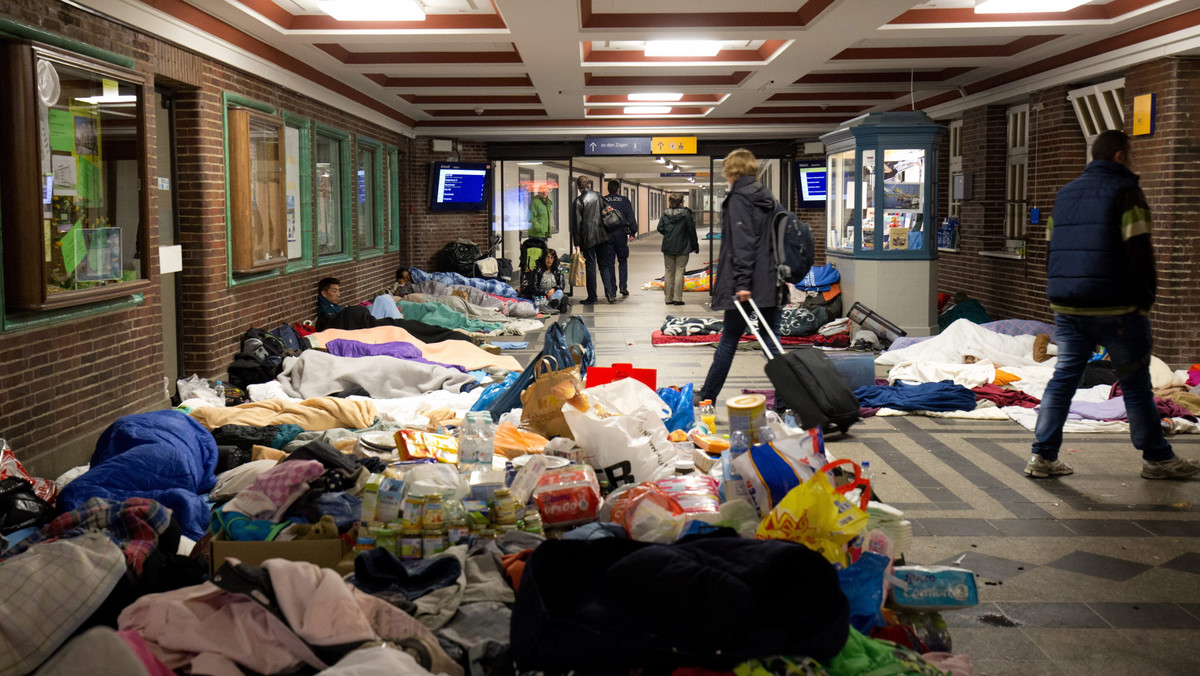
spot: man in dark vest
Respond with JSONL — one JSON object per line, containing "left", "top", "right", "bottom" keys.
{"left": 603, "top": 180, "right": 638, "bottom": 297}
{"left": 1028, "top": 130, "right": 1199, "bottom": 480}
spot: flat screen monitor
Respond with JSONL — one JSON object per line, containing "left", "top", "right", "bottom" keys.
{"left": 429, "top": 161, "right": 491, "bottom": 211}
{"left": 794, "top": 161, "right": 827, "bottom": 207}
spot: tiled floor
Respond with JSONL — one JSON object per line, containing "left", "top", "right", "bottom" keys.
{"left": 509, "top": 234, "right": 1200, "bottom": 675}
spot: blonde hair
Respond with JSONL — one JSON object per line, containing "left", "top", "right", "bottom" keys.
{"left": 722, "top": 148, "right": 759, "bottom": 182}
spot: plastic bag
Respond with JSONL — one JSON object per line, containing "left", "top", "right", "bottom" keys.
{"left": 756, "top": 470, "right": 869, "bottom": 568}
{"left": 656, "top": 383, "right": 695, "bottom": 432}
{"left": 732, "top": 425, "right": 826, "bottom": 516}
{"left": 838, "top": 551, "right": 890, "bottom": 634}
{"left": 0, "top": 439, "right": 57, "bottom": 504}
{"left": 404, "top": 463, "right": 466, "bottom": 500}
{"left": 562, "top": 380, "right": 675, "bottom": 489}
{"left": 177, "top": 374, "right": 224, "bottom": 407}
{"left": 494, "top": 422, "right": 549, "bottom": 458}
{"left": 471, "top": 371, "right": 519, "bottom": 412}
{"left": 654, "top": 474, "right": 720, "bottom": 515}
{"left": 533, "top": 465, "right": 602, "bottom": 528}
{"left": 605, "top": 482, "right": 686, "bottom": 543}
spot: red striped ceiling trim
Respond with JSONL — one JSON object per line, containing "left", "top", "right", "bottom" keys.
{"left": 426, "top": 109, "right": 548, "bottom": 117}
{"left": 889, "top": 0, "right": 1155, "bottom": 25}
{"left": 795, "top": 68, "right": 975, "bottom": 84}
{"left": 585, "top": 107, "right": 712, "bottom": 116}
{"left": 747, "top": 105, "right": 869, "bottom": 114}
{"left": 581, "top": 40, "right": 786, "bottom": 64}
{"left": 579, "top": 0, "right": 835, "bottom": 28}
{"left": 910, "top": 5, "right": 1200, "bottom": 109}
{"left": 315, "top": 44, "right": 521, "bottom": 65}
{"left": 400, "top": 95, "right": 543, "bottom": 104}
{"left": 768, "top": 91, "right": 905, "bottom": 101}
{"left": 365, "top": 74, "right": 534, "bottom": 87}
{"left": 231, "top": 0, "right": 507, "bottom": 30}
{"left": 833, "top": 34, "right": 1062, "bottom": 60}
{"left": 586, "top": 72, "right": 751, "bottom": 87}
{"left": 585, "top": 94, "right": 725, "bottom": 104}
{"left": 136, "top": 0, "right": 414, "bottom": 125}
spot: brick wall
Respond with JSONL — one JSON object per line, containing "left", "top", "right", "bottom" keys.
{"left": 1126, "top": 57, "right": 1200, "bottom": 366}
{"left": 403, "top": 139, "right": 491, "bottom": 271}
{"left": 792, "top": 151, "right": 828, "bottom": 266}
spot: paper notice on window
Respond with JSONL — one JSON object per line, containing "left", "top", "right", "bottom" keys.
{"left": 61, "top": 220, "right": 87, "bottom": 274}
{"left": 52, "top": 155, "right": 77, "bottom": 195}
{"left": 888, "top": 227, "right": 909, "bottom": 250}
{"left": 48, "top": 108, "right": 74, "bottom": 153}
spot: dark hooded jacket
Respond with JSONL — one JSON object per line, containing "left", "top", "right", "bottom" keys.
{"left": 570, "top": 189, "right": 606, "bottom": 250}
{"left": 657, "top": 207, "right": 699, "bottom": 256}
{"left": 712, "top": 176, "right": 777, "bottom": 310}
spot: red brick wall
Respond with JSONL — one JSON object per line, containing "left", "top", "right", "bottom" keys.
{"left": 1126, "top": 58, "right": 1200, "bottom": 366}
{"left": 403, "top": 139, "right": 491, "bottom": 271}
{"left": 791, "top": 152, "right": 829, "bottom": 266}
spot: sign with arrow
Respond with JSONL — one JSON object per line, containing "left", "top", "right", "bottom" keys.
{"left": 584, "top": 136, "right": 650, "bottom": 155}
{"left": 651, "top": 136, "right": 697, "bottom": 154}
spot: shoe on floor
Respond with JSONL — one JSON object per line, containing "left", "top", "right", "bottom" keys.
{"left": 1141, "top": 455, "right": 1200, "bottom": 480}
{"left": 620, "top": 289, "right": 629, "bottom": 296}
{"left": 672, "top": 301, "right": 685, "bottom": 305}
{"left": 606, "top": 296, "right": 616, "bottom": 303}
{"left": 1024, "top": 454, "right": 1074, "bottom": 478}
{"left": 580, "top": 298, "right": 598, "bottom": 305}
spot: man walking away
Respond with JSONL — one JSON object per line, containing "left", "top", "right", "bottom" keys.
{"left": 604, "top": 179, "right": 638, "bottom": 296}
{"left": 570, "top": 176, "right": 616, "bottom": 304}
{"left": 1027, "top": 129, "right": 1199, "bottom": 481}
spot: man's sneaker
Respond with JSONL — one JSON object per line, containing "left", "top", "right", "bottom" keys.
{"left": 1141, "top": 456, "right": 1200, "bottom": 480}
{"left": 1024, "top": 455, "right": 1074, "bottom": 478}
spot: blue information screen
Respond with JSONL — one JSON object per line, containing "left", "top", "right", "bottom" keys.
{"left": 436, "top": 166, "right": 488, "bottom": 204}
{"left": 795, "top": 162, "right": 827, "bottom": 204}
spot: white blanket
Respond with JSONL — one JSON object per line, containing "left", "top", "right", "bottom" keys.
{"left": 277, "top": 350, "right": 476, "bottom": 400}
{"left": 878, "top": 319, "right": 1052, "bottom": 370}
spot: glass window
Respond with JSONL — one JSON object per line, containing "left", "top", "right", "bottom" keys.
{"left": 282, "top": 114, "right": 312, "bottom": 269}
{"left": 879, "top": 148, "right": 925, "bottom": 251}
{"left": 356, "top": 141, "right": 379, "bottom": 252}
{"left": 385, "top": 146, "right": 400, "bottom": 252}
{"left": 825, "top": 150, "right": 856, "bottom": 252}
{"left": 0, "top": 46, "right": 149, "bottom": 311}
{"left": 228, "top": 108, "right": 286, "bottom": 273}
{"left": 315, "top": 129, "right": 348, "bottom": 257}
{"left": 1005, "top": 104, "right": 1029, "bottom": 239}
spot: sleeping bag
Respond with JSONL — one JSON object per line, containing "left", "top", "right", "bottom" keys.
{"left": 58, "top": 410, "right": 218, "bottom": 539}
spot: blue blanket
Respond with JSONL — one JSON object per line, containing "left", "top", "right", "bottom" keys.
{"left": 58, "top": 410, "right": 218, "bottom": 539}
{"left": 409, "top": 267, "right": 518, "bottom": 298}
{"left": 854, "top": 381, "right": 978, "bottom": 413}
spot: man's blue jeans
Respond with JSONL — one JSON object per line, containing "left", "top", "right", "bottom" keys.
{"left": 699, "top": 303, "right": 780, "bottom": 401}
{"left": 1033, "top": 311, "right": 1172, "bottom": 462}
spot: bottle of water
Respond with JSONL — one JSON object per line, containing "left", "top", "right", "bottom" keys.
{"left": 758, "top": 425, "right": 776, "bottom": 444}
{"left": 213, "top": 380, "right": 225, "bottom": 405}
{"left": 477, "top": 412, "right": 495, "bottom": 468}
{"left": 729, "top": 430, "right": 750, "bottom": 457}
{"left": 458, "top": 415, "right": 478, "bottom": 474}
{"left": 861, "top": 460, "right": 874, "bottom": 501}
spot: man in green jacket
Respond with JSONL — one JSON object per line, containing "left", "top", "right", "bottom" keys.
{"left": 527, "top": 185, "right": 552, "bottom": 270}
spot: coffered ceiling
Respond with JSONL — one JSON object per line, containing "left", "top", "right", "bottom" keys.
{"left": 81, "top": 0, "right": 1200, "bottom": 140}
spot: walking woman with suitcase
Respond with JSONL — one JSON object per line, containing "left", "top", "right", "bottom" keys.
{"left": 695, "top": 149, "right": 782, "bottom": 404}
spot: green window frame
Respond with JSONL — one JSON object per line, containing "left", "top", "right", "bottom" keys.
{"left": 283, "top": 112, "right": 313, "bottom": 273}
{"left": 315, "top": 123, "right": 353, "bottom": 265}
{"left": 386, "top": 145, "right": 401, "bottom": 253}
{"left": 355, "top": 136, "right": 384, "bottom": 258}
{"left": 222, "top": 92, "right": 281, "bottom": 286}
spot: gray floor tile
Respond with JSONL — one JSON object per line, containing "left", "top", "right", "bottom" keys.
{"left": 995, "top": 602, "right": 1109, "bottom": 629}
{"left": 1134, "top": 520, "right": 1200, "bottom": 537}
{"left": 917, "top": 518, "right": 1002, "bottom": 536}
{"left": 1087, "top": 602, "right": 1200, "bottom": 629}
{"left": 941, "top": 603, "right": 1016, "bottom": 628}
{"left": 1045, "top": 551, "right": 1153, "bottom": 582}
{"left": 1162, "top": 552, "right": 1200, "bottom": 576}
{"left": 937, "top": 551, "right": 1035, "bottom": 582}
{"left": 1181, "top": 604, "right": 1200, "bottom": 621}
{"left": 989, "top": 519, "right": 1075, "bottom": 537}
{"left": 1060, "top": 519, "right": 1154, "bottom": 537}
{"left": 971, "top": 658, "right": 1064, "bottom": 676}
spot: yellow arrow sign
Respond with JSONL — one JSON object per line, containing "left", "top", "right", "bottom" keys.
{"left": 651, "top": 136, "right": 697, "bottom": 154}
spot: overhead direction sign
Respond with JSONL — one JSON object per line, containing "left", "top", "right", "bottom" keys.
{"left": 660, "top": 172, "right": 696, "bottom": 177}
{"left": 651, "top": 136, "right": 696, "bottom": 154}
{"left": 584, "top": 136, "right": 650, "bottom": 155}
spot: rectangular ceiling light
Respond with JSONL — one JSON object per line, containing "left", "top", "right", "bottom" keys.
{"left": 317, "top": 0, "right": 426, "bottom": 21}
{"left": 974, "top": 0, "right": 1090, "bottom": 12}
{"left": 623, "top": 106, "right": 671, "bottom": 115}
{"left": 644, "top": 41, "right": 722, "bottom": 57}
{"left": 75, "top": 95, "right": 138, "bottom": 104}
{"left": 628, "top": 92, "right": 685, "bottom": 102}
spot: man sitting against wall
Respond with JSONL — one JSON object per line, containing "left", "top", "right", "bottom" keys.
{"left": 315, "top": 276, "right": 474, "bottom": 344}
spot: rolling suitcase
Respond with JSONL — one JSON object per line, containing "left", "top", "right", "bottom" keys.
{"left": 735, "top": 297, "right": 860, "bottom": 434}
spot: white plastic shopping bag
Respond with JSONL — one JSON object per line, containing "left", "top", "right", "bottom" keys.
{"left": 562, "top": 379, "right": 674, "bottom": 489}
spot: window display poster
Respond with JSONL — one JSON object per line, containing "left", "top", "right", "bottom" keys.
{"left": 77, "top": 157, "right": 99, "bottom": 204}
{"left": 285, "top": 126, "right": 301, "bottom": 258}
{"left": 48, "top": 108, "right": 75, "bottom": 152}
{"left": 52, "top": 155, "right": 77, "bottom": 195}
{"left": 77, "top": 227, "right": 121, "bottom": 281}
{"left": 60, "top": 220, "right": 86, "bottom": 275}
{"left": 73, "top": 115, "right": 97, "bottom": 157}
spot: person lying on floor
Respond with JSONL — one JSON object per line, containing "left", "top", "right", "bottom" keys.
{"left": 379, "top": 266, "right": 415, "bottom": 299}
{"left": 315, "top": 276, "right": 474, "bottom": 343}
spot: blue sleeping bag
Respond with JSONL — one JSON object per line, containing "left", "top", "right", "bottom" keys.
{"left": 58, "top": 410, "right": 218, "bottom": 539}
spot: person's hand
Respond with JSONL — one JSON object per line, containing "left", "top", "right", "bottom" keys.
{"left": 735, "top": 290, "right": 752, "bottom": 302}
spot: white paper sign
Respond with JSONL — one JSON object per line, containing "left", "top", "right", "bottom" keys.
{"left": 159, "top": 244, "right": 182, "bottom": 274}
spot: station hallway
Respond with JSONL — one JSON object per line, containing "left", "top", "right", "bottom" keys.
{"left": 543, "top": 233, "right": 1200, "bottom": 676}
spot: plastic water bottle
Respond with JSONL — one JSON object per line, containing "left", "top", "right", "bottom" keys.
{"left": 213, "top": 380, "right": 225, "bottom": 404}
{"left": 458, "top": 416, "right": 478, "bottom": 473}
{"left": 729, "top": 430, "right": 750, "bottom": 457}
{"left": 758, "top": 426, "right": 776, "bottom": 444}
{"left": 861, "top": 460, "right": 875, "bottom": 501}
{"left": 699, "top": 399, "right": 716, "bottom": 434}
{"left": 477, "top": 412, "right": 495, "bottom": 467}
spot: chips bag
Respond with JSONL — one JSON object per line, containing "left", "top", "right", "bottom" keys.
{"left": 756, "top": 470, "right": 869, "bottom": 568}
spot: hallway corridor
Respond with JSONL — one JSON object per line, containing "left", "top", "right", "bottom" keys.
{"left": 545, "top": 233, "right": 1200, "bottom": 676}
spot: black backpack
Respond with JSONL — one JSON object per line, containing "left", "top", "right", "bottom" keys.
{"left": 601, "top": 203, "right": 627, "bottom": 232}
{"left": 769, "top": 200, "right": 815, "bottom": 285}
{"left": 228, "top": 328, "right": 292, "bottom": 389}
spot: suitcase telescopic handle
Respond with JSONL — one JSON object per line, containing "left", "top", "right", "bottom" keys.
{"left": 732, "top": 295, "right": 786, "bottom": 360}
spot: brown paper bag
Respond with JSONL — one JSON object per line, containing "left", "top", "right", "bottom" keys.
{"left": 520, "top": 355, "right": 584, "bottom": 440}
{"left": 569, "top": 252, "right": 586, "bottom": 287}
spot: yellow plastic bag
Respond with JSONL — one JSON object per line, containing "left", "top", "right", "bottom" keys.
{"left": 755, "top": 470, "right": 868, "bottom": 568}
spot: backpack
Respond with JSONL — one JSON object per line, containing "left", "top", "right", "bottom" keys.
{"left": 601, "top": 204, "right": 627, "bottom": 232}
{"left": 270, "top": 324, "right": 305, "bottom": 352}
{"left": 769, "top": 201, "right": 815, "bottom": 286}
{"left": 242, "top": 328, "right": 287, "bottom": 358}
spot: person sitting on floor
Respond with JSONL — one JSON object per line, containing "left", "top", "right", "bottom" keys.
{"left": 315, "top": 277, "right": 474, "bottom": 344}
{"left": 381, "top": 267, "right": 415, "bottom": 298}
{"left": 531, "top": 248, "right": 568, "bottom": 312}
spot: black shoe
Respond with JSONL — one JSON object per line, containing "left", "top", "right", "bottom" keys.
{"left": 606, "top": 296, "right": 616, "bottom": 304}
{"left": 580, "top": 298, "right": 598, "bottom": 305}
{"left": 672, "top": 301, "right": 685, "bottom": 306}
{"left": 620, "top": 289, "right": 629, "bottom": 296}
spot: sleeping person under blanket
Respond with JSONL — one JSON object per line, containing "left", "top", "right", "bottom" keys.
{"left": 315, "top": 276, "right": 474, "bottom": 344}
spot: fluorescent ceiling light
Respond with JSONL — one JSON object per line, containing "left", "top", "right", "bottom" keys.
{"left": 318, "top": 0, "right": 426, "bottom": 21}
{"left": 673, "top": 166, "right": 680, "bottom": 173}
{"left": 974, "top": 0, "right": 1089, "bottom": 13}
{"left": 644, "top": 41, "right": 722, "bottom": 57}
{"left": 517, "top": 161, "right": 543, "bottom": 165}
{"left": 75, "top": 94, "right": 137, "bottom": 104}
{"left": 656, "top": 156, "right": 667, "bottom": 164}
{"left": 628, "top": 92, "right": 685, "bottom": 102}
{"left": 623, "top": 106, "right": 671, "bottom": 115}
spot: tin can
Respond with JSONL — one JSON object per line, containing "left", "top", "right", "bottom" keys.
{"left": 422, "top": 529, "right": 446, "bottom": 558}
{"left": 726, "top": 393, "right": 767, "bottom": 444}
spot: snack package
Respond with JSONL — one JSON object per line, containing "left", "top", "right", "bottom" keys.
{"left": 605, "top": 482, "right": 686, "bottom": 543}
{"left": 494, "top": 422, "right": 550, "bottom": 458}
{"left": 532, "top": 465, "right": 602, "bottom": 528}
{"left": 689, "top": 430, "right": 729, "bottom": 455}
{"left": 394, "top": 430, "right": 459, "bottom": 464}
{"left": 654, "top": 475, "right": 721, "bottom": 515}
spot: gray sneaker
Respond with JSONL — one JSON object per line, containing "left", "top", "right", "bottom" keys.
{"left": 1025, "top": 455, "right": 1074, "bottom": 478}
{"left": 1141, "top": 456, "right": 1200, "bottom": 480}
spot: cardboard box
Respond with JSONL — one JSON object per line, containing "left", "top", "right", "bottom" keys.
{"left": 209, "top": 535, "right": 351, "bottom": 575}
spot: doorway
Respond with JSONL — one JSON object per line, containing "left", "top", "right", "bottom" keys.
{"left": 155, "top": 88, "right": 183, "bottom": 397}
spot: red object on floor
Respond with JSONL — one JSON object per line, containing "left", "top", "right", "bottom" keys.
{"left": 586, "top": 363, "right": 657, "bottom": 390}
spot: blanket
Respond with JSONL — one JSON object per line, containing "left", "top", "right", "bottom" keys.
{"left": 58, "top": 410, "right": 218, "bottom": 540}
{"left": 325, "top": 338, "right": 466, "bottom": 372}
{"left": 651, "top": 331, "right": 841, "bottom": 348}
{"left": 276, "top": 350, "right": 477, "bottom": 399}
{"left": 409, "top": 267, "right": 518, "bottom": 299}
{"left": 405, "top": 292, "right": 541, "bottom": 333}
{"left": 191, "top": 397, "right": 377, "bottom": 431}
{"left": 399, "top": 300, "right": 502, "bottom": 334}
{"left": 879, "top": 318, "right": 1051, "bottom": 370}
{"left": 854, "top": 381, "right": 978, "bottom": 413}
{"left": 309, "top": 326, "right": 523, "bottom": 372}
